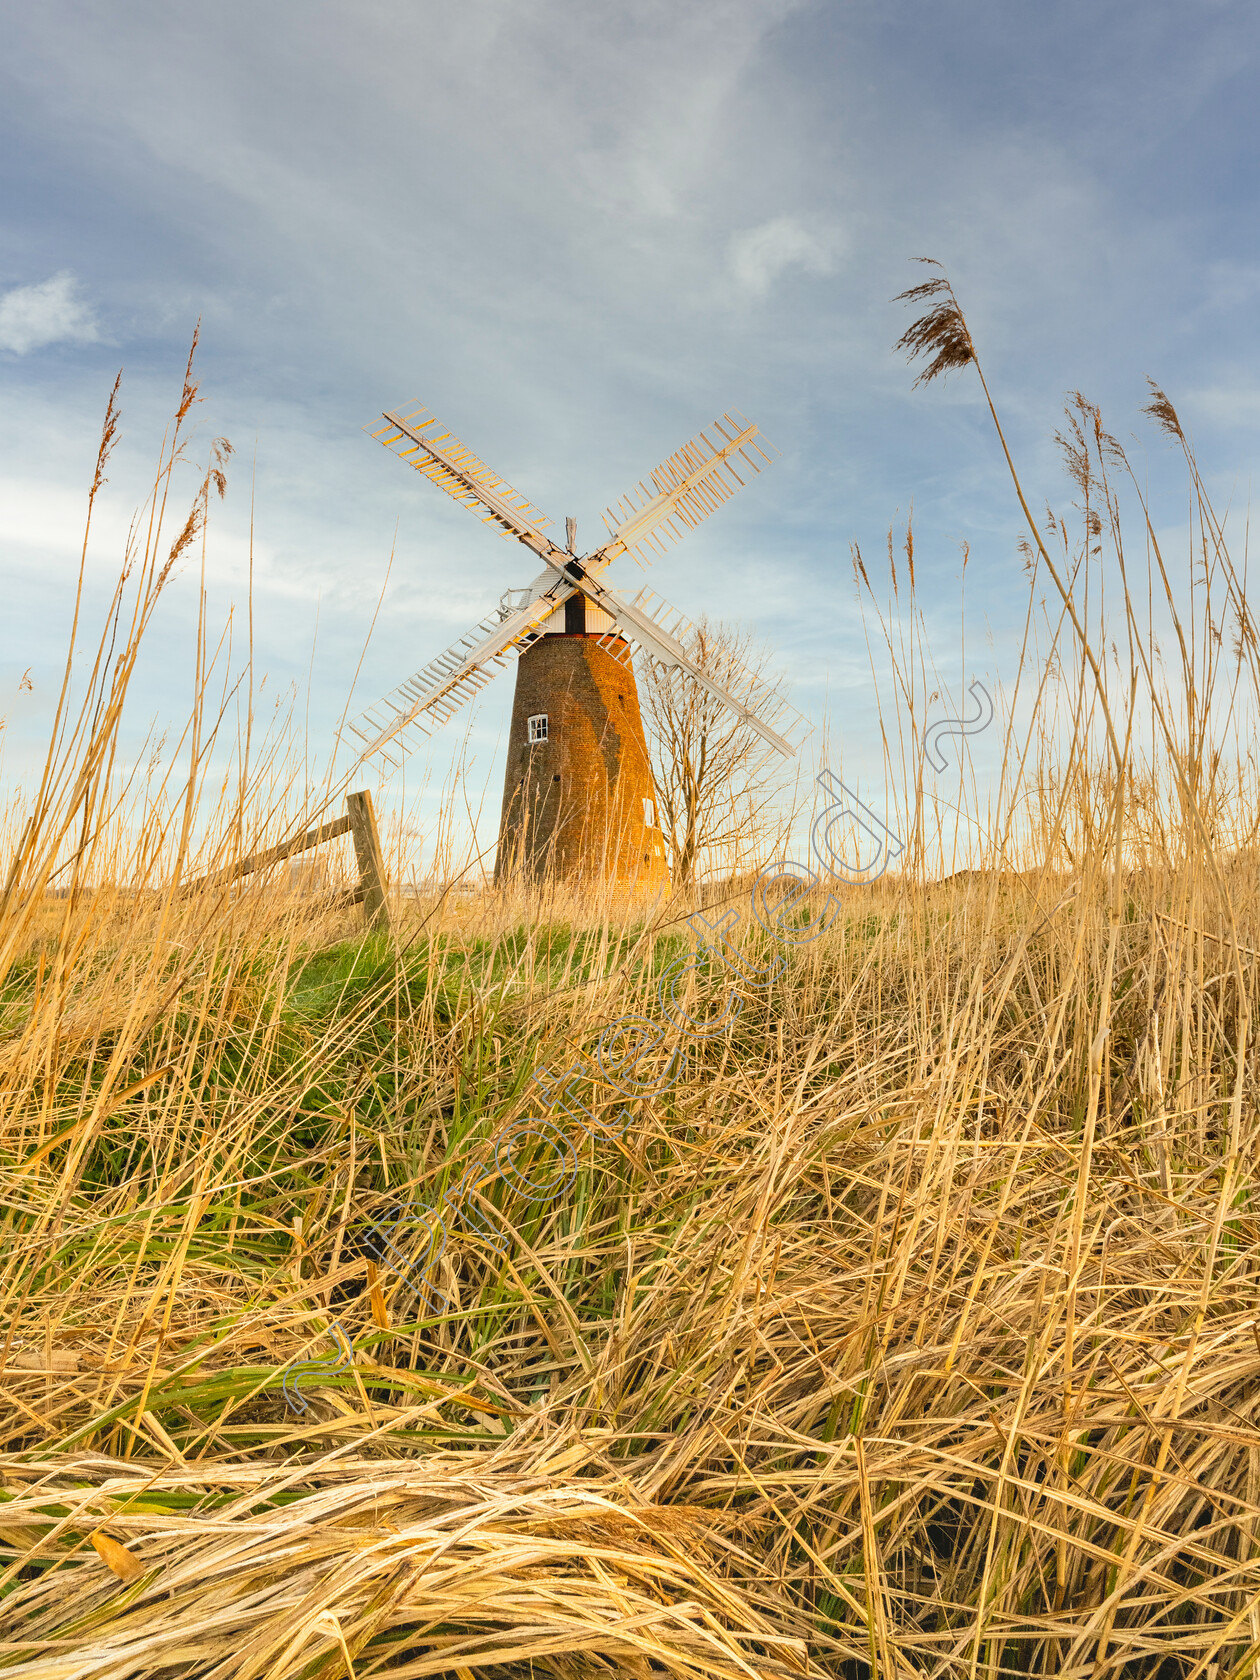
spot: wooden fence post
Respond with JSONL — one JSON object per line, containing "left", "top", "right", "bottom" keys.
{"left": 346, "top": 790, "right": 390, "bottom": 933}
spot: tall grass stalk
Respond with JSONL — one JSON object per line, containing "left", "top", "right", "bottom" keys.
{"left": 3, "top": 322, "right": 1260, "bottom": 1678}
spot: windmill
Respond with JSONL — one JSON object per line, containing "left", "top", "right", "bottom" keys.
{"left": 347, "top": 402, "right": 808, "bottom": 887}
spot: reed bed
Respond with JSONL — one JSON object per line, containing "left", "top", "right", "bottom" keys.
{"left": 3, "top": 306, "right": 1260, "bottom": 1678}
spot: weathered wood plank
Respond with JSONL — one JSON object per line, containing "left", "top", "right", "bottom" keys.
{"left": 183, "top": 814, "right": 352, "bottom": 894}
{"left": 346, "top": 790, "right": 390, "bottom": 932}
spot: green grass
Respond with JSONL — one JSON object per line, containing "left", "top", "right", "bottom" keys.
{"left": 5, "top": 299, "right": 1260, "bottom": 1675}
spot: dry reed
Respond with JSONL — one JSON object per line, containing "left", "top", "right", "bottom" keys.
{"left": 2, "top": 305, "right": 1260, "bottom": 1678}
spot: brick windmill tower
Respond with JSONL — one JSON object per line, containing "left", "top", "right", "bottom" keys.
{"left": 347, "top": 402, "right": 802, "bottom": 889}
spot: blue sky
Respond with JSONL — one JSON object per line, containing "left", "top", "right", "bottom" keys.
{"left": 3, "top": 1, "right": 1258, "bottom": 868}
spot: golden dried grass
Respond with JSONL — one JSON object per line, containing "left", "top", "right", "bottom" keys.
{"left": 2, "top": 317, "right": 1260, "bottom": 1677}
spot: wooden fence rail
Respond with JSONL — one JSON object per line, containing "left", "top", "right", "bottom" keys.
{"left": 183, "top": 791, "right": 390, "bottom": 933}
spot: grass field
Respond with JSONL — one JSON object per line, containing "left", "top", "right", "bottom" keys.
{"left": 4, "top": 329, "right": 1260, "bottom": 1677}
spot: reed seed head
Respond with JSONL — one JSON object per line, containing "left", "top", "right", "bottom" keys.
{"left": 892, "top": 262, "right": 976, "bottom": 386}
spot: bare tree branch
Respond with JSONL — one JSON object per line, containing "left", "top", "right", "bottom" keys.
{"left": 639, "top": 618, "right": 797, "bottom": 886}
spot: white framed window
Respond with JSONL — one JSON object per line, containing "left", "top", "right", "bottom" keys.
{"left": 527, "top": 713, "right": 548, "bottom": 743}
{"left": 643, "top": 796, "right": 655, "bottom": 828}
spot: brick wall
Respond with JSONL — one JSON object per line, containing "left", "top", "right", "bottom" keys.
{"left": 494, "top": 635, "right": 671, "bottom": 891}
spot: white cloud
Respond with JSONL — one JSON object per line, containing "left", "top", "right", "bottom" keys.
{"left": 0, "top": 272, "right": 99, "bottom": 354}
{"left": 728, "top": 215, "right": 841, "bottom": 299}
{"left": 1185, "top": 380, "right": 1260, "bottom": 429}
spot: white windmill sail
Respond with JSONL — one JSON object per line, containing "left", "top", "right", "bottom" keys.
{"left": 595, "top": 587, "right": 811, "bottom": 756}
{"left": 350, "top": 404, "right": 573, "bottom": 764}
{"left": 369, "top": 406, "right": 553, "bottom": 552}
{"left": 348, "top": 400, "right": 803, "bottom": 772}
{"left": 594, "top": 590, "right": 802, "bottom": 757}
{"left": 530, "top": 551, "right": 806, "bottom": 758}
{"left": 343, "top": 569, "right": 564, "bottom": 769}
{"left": 596, "top": 413, "right": 776, "bottom": 568}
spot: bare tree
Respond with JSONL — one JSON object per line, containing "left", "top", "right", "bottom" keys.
{"left": 639, "top": 618, "right": 799, "bottom": 887}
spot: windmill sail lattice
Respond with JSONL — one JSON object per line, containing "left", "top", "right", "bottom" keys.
{"left": 601, "top": 413, "right": 776, "bottom": 568}
{"left": 345, "top": 607, "right": 519, "bottom": 769}
{"left": 369, "top": 407, "right": 552, "bottom": 545}
{"left": 593, "top": 586, "right": 811, "bottom": 755}
{"left": 348, "top": 400, "right": 807, "bottom": 793}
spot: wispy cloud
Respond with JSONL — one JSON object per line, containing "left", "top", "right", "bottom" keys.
{"left": 0, "top": 272, "right": 98, "bottom": 354}
{"left": 2, "top": 0, "right": 1259, "bottom": 808}
{"left": 1185, "top": 379, "right": 1260, "bottom": 429}
{"left": 728, "top": 215, "right": 841, "bottom": 299}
